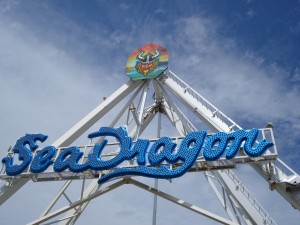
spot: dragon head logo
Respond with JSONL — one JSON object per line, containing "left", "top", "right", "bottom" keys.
{"left": 135, "top": 49, "right": 160, "bottom": 76}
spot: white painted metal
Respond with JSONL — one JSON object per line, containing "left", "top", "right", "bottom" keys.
{"left": 37, "top": 82, "right": 148, "bottom": 221}
{"left": 0, "top": 79, "right": 143, "bottom": 206}
{"left": 55, "top": 101, "right": 159, "bottom": 225}
{"left": 162, "top": 70, "right": 300, "bottom": 210}
{"left": 152, "top": 111, "right": 161, "bottom": 225}
{"left": 204, "top": 172, "right": 241, "bottom": 224}
{"left": 38, "top": 80, "right": 148, "bottom": 225}
{"left": 52, "top": 79, "right": 143, "bottom": 147}
{"left": 160, "top": 71, "right": 240, "bottom": 132}
{"left": 136, "top": 80, "right": 150, "bottom": 139}
{"left": 129, "top": 178, "right": 238, "bottom": 225}
{"left": 158, "top": 87, "right": 276, "bottom": 225}
{"left": 27, "top": 179, "right": 126, "bottom": 225}
{"left": 40, "top": 181, "right": 73, "bottom": 217}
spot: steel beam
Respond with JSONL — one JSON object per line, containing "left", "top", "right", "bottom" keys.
{"left": 27, "top": 179, "right": 126, "bottom": 225}
{"left": 157, "top": 80, "right": 276, "bottom": 225}
{"left": 204, "top": 172, "right": 240, "bottom": 224}
{"left": 152, "top": 111, "right": 161, "bottom": 225}
{"left": 161, "top": 70, "right": 300, "bottom": 210}
{"left": 129, "top": 178, "right": 238, "bottom": 225}
{"left": 0, "top": 79, "right": 143, "bottom": 206}
{"left": 57, "top": 105, "right": 158, "bottom": 225}
{"left": 52, "top": 79, "right": 143, "bottom": 147}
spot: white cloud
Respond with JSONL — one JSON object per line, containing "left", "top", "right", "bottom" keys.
{"left": 292, "top": 67, "right": 300, "bottom": 82}
{"left": 0, "top": 0, "right": 19, "bottom": 13}
{"left": 119, "top": 3, "right": 130, "bottom": 10}
{"left": 246, "top": 9, "right": 256, "bottom": 18}
{"left": 154, "top": 8, "right": 165, "bottom": 14}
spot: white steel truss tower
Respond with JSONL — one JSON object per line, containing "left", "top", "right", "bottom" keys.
{"left": 0, "top": 70, "right": 299, "bottom": 225}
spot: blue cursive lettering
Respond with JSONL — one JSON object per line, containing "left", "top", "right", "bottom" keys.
{"left": 1, "top": 127, "right": 273, "bottom": 183}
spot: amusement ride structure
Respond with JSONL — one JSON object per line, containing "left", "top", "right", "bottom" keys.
{"left": 0, "top": 43, "right": 299, "bottom": 225}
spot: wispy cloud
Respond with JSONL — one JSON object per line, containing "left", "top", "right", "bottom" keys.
{"left": 119, "top": 3, "right": 130, "bottom": 10}
{"left": 246, "top": 9, "right": 256, "bottom": 18}
{"left": 154, "top": 8, "right": 165, "bottom": 14}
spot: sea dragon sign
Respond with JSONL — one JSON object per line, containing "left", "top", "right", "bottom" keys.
{"left": 1, "top": 44, "right": 274, "bottom": 183}
{"left": 1, "top": 127, "right": 273, "bottom": 184}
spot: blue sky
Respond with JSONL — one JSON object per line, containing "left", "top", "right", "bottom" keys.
{"left": 0, "top": 0, "right": 299, "bottom": 224}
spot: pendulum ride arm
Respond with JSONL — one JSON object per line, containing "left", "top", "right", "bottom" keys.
{"left": 38, "top": 81, "right": 148, "bottom": 220}
{"left": 158, "top": 82, "right": 276, "bottom": 225}
{"left": 158, "top": 70, "right": 300, "bottom": 210}
{"left": 0, "top": 79, "right": 144, "bottom": 205}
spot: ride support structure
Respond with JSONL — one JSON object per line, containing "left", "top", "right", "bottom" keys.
{"left": 0, "top": 43, "right": 299, "bottom": 225}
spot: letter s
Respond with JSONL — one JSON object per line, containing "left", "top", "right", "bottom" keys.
{"left": 2, "top": 134, "right": 48, "bottom": 176}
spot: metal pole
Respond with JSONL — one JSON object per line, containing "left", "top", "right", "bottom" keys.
{"left": 57, "top": 106, "right": 158, "bottom": 225}
{"left": 152, "top": 111, "right": 161, "bottom": 225}
{"left": 135, "top": 80, "right": 150, "bottom": 139}
{"left": 28, "top": 179, "right": 126, "bottom": 225}
{"left": 130, "top": 178, "right": 238, "bottom": 225}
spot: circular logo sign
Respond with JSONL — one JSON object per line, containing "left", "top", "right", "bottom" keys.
{"left": 126, "top": 43, "right": 169, "bottom": 80}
